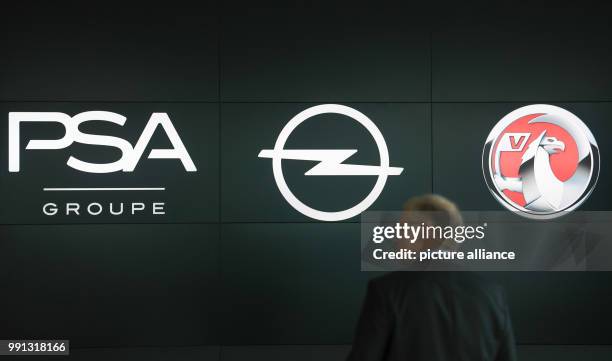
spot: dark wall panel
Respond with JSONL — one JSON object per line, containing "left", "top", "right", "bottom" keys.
{"left": 493, "top": 272, "right": 612, "bottom": 345}
{"left": 432, "top": 4, "right": 612, "bottom": 101}
{"left": 220, "top": 1, "right": 430, "bottom": 101}
{"left": 0, "top": 224, "right": 220, "bottom": 347}
{"left": 53, "top": 346, "right": 220, "bottom": 361}
{"left": 0, "top": 2, "right": 219, "bottom": 101}
{"left": 220, "top": 223, "right": 379, "bottom": 344}
{"left": 222, "top": 346, "right": 349, "bottom": 361}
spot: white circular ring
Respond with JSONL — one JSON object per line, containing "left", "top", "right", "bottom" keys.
{"left": 271, "top": 104, "right": 392, "bottom": 222}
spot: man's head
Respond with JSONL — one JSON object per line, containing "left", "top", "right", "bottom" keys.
{"left": 398, "top": 194, "right": 463, "bottom": 251}
{"left": 403, "top": 194, "right": 462, "bottom": 225}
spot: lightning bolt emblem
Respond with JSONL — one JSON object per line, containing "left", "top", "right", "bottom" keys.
{"left": 258, "top": 149, "right": 403, "bottom": 176}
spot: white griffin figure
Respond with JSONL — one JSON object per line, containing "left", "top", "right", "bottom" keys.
{"left": 494, "top": 131, "right": 567, "bottom": 212}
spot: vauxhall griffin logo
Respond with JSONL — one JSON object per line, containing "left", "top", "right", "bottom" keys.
{"left": 483, "top": 104, "right": 599, "bottom": 219}
{"left": 259, "top": 104, "right": 403, "bottom": 222}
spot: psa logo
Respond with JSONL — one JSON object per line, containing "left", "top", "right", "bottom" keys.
{"left": 259, "top": 104, "right": 403, "bottom": 222}
{"left": 9, "top": 111, "right": 196, "bottom": 173}
{"left": 483, "top": 104, "right": 599, "bottom": 219}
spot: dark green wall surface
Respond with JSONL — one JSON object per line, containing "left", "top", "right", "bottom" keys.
{"left": 1, "top": 0, "right": 612, "bottom": 353}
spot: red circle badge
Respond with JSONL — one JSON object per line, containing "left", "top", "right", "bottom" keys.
{"left": 483, "top": 104, "right": 599, "bottom": 218}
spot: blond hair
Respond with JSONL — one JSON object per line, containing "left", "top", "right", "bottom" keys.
{"left": 403, "top": 194, "right": 463, "bottom": 226}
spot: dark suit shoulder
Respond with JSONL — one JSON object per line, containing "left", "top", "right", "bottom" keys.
{"left": 369, "top": 272, "right": 506, "bottom": 307}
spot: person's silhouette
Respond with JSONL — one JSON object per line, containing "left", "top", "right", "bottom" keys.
{"left": 347, "top": 195, "right": 517, "bottom": 361}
